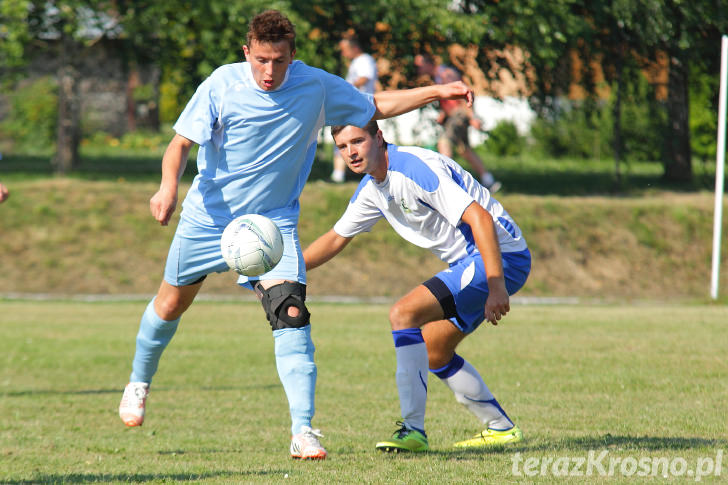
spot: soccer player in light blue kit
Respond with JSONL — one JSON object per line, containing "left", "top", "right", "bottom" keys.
{"left": 304, "top": 121, "right": 530, "bottom": 452}
{"left": 118, "top": 10, "right": 476, "bottom": 460}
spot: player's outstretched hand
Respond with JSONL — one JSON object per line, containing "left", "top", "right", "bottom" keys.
{"left": 484, "top": 283, "right": 510, "bottom": 326}
{"left": 439, "top": 81, "right": 475, "bottom": 107}
{"left": 150, "top": 187, "right": 178, "bottom": 226}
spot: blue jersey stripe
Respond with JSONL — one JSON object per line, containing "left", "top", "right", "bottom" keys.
{"left": 387, "top": 145, "right": 440, "bottom": 191}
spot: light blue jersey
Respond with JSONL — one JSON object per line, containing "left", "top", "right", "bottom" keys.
{"left": 166, "top": 60, "right": 375, "bottom": 287}
{"left": 174, "top": 60, "right": 376, "bottom": 230}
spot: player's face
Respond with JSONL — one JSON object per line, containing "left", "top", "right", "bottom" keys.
{"left": 333, "top": 126, "right": 385, "bottom": 180}
{"left": 243, "top": 40, "right": 294, "bottom": 91}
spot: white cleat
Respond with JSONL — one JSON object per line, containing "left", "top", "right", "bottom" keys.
{"left": 290, "top": 425, "right": 327, "bottom": 460}
{"left": 119, "top": 382, "right": 149, "bottom": 427}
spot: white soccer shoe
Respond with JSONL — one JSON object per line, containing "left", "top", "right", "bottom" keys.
{"left": 119, "top": 382, "right": 150, "bottom": 427}
{"left": 290, "top": 426, "right": 327, "bottom": 460}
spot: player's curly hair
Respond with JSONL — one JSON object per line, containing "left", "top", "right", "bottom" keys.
{"left": 247, "top": 10, "right": 296, "bottom": 52}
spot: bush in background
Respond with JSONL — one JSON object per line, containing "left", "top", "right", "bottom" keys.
{"left": 484, "top": 120, "right": 526, "bottom": 156}
{"left": 80, "top": 127, "right": 173, "bottom": 155}
{"left": 689, "top": 68, "right": 719, "bottom": 165}
{"left": 529, "top": 102, "right": 609, "bottom": 159}
{"left": 529, "top": 79, "right": 667, "bottom": 163}
{"left": 0, "top": 76, "right": 58, "bottom": 151}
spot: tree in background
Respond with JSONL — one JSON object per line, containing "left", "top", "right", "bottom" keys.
{"left": 464, "top": 0, "right": 728, "bottom": 183}
{"left": 4, "top": 1, "right": 727, "bottom": 183}
{"left": 0, "top": 0, "right": 31, "bottom": 81}
{"left": 118, "top": 0, "right": 485, "bottom": 116}
{"left": 1, "top": 0, "right": 126, "bottom": 174}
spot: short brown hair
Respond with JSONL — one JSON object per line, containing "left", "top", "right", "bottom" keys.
{"left": 331, "top": 120, "right": 380, "bottom": 140}
{"left": 247, "top": 10, "right": 296, "bottom": 52}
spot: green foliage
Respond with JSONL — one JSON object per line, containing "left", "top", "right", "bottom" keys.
{"left": 158, "top": 71, "right": 185, "bottom": 124}
{"left": 689, "top": 68, "right": 719, "bottom": 163}
{"left": 81, "top": 129, "right": 170, "bottom": 154}
{"left": 617, "top": 74, "right": 667, "bottom": 162}
{"left": 132, "top": 83, "right": 155, "bottom": 103}
{"left": 530, "top": 103, "right": 609, "bottom": 159}
{"left": 484, "top": 120, "right": 525, "bottom": 156}
{"left": 0, "top": 0, "right": 32, "bottom": 76}
{"left": 530, "top": 79, "right": 667, "bottom": 163}
{"left": 5, "top": 0, "right": 728, "bottom": 182}
{"left": 0, "top": 77, "right": 58, "bottom": 150}
{"left": 118, "top": 0, "right": 279, "bottom": 107}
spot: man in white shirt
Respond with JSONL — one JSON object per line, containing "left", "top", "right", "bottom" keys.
{"left": 331, "top": 36, "right": 379, "bottom": 183}
{"left": 305, "top": 120, "right": 530, "bottom": 452}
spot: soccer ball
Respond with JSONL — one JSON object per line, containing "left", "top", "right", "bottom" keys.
{"left": 220, "top": 214, "right": 284, "bottom": 276}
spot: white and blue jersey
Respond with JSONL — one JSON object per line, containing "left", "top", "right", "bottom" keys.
{"left": 333, "top": 144, "right": 531, "bottom": 333}
{"left": 165, "top": 60, "right": 376, "bottom": 287}
{"left": 333, "top": 144, "right": 527, "bottom": 262}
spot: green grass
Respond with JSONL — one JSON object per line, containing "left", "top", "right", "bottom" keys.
{"left": 1, "top": 300, "right": 726, "bottom": 484}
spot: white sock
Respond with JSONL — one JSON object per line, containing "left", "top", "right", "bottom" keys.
{"left": 392, "top": 329, "right": 429, "bottom": 434}
{"left": 433, "top": 354, "right": 513, "bottom": 431}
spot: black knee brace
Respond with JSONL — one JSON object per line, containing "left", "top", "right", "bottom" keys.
{"left": 255, "top": 281, "right": 311, "bottom": 331}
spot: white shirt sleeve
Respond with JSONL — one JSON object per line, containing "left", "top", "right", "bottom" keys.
{"left": 333, "top": 185, "right": 383, "bottom": 237}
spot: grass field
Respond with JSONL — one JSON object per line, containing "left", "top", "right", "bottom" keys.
{"left": 2, "top": 300, "right": 726, "bottom": 484}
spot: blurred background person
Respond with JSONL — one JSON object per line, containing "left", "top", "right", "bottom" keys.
{"left": 415, "top": 54, "right": 500, "bottom": 192}
{"left": 0, "top": 182, "right": 9, "bottom": 203}
{"left": 330, "top": 35, "right": 378, "bottom": 183}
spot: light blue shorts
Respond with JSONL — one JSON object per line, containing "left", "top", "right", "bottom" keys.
{"left": 164, "top": 216, "right": 305, "bottom": 288}
{"left": 423, "top": 248, "right": 531, "bottom": 334}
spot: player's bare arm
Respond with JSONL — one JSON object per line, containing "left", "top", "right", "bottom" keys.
{"left": 372, "top": 81, "right": 474, "bottom": 119}
{"left": 460, "top": 202, "right": 509, "bottom": 325}
{"left": 353, "top": 76, "right": 371, "bottom": 89}
{"left": 151, "top": 134, "right": 194, "bottom": 226}
{"left": 303, "top": 229, "right": 353, "bottom": 270}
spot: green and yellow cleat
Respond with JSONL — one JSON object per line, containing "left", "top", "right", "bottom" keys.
{"left": 453, "top": 425, "right": 523, "bottom": 448}
{"left": 376, "top": 422, "right": 429, "bottom": 453}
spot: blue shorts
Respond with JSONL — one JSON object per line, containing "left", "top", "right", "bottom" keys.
{"left": 423, "top": 248, "right": 531, "bottom": 334}
{"left": 164, "top": 216, "right": 305, "bottom": 288}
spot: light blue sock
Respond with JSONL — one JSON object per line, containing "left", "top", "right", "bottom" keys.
{"left": 392, "top": 328, "right": 429, "bottom": 436}
{"left": 274, "top": 325, "right": 317, "bottom": 435}
{"left": 130, "top": 298, "right": 180, "bottom": 384}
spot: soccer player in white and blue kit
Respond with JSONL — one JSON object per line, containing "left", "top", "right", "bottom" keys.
{"left": 117, "top": 10, "right": 476, "bottom": 460}
{"left": 304, "top": 121, "right": 531, "bottom": 452}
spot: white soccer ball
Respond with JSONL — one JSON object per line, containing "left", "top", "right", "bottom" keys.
{"left": 220, "top": 214, "right": 284, "bottom": 276}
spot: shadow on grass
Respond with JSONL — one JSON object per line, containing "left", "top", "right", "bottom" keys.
{"left": 494, "top": 169, "right": 713, "bottom": 196}
{"left": 2, "top": 384, "right": 279, "bottom": 398}
{"left": 4, "top": 470, "right": 281, "bottom": 484}
{"left": 2, "top": 153, "right": 717, "bottom": 195}
{"left": 428, "top": 434, "right": 728, "bottom": 457}
{"left": 0, "top": 153, "right": 338, "bottom": 184}
{"left": 1, "top": 388, "right": 121, "bottom": 397}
